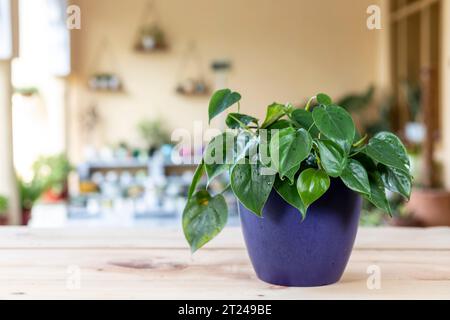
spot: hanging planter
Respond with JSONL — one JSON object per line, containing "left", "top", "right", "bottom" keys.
{"left": 176, "top": 78, "right": 210, "bottom": 96}
{"left": 87, "top": 38, "right": 124, "bottom": 93}
{"left": 135, "top": 24, "right": 167, "bottom": 52}
{"left": 134, "top": 1, "right": 168, "bottom": 53}
{"left": 88, "top": 73, "right": 123, "bottom": 92}
{"left": 175, "top": 42, "right": 211, "bottom": 97}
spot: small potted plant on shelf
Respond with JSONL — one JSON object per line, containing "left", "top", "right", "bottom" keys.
{"left": 138, "top": 118, "right": 172, "bottom": 156}
{"left": 136, "top": 24, "right": 167, "bottom": 52}
{"left": 0, "top": 195, "right": 8, "bottom": 225}
{"left": 182, "top": 89, "right": 412, "bottom": 287}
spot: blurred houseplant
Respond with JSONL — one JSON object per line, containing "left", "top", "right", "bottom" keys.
{"left": 182, "top": 89, "right": 412, "bottom": 287}
{"left": 0, "top": 195, "right": 8, "bottom": 225}
{"left": 32, "top": 154, "right": 72, "bottom": 203}
{"left": 138, "top": 118, "right": 172, "bottom": 156}
{"left": 405, "top": 75, "right": 450, "bottom": 226}
{"left": 18, "top": 178, "right": 44, "bottom": 225}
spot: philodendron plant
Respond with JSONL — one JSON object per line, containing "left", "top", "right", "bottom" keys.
{"left": 183, "top": 89, "right": 412, "bottom": 252}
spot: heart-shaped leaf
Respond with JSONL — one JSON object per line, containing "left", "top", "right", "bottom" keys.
{"left": 291, "top": 109, "right": 319, "bottom": 137}
{"left": 296, "top": 168, "right": 330, "bottom": 210}
{"left": 209, "top": 89, "right": 241, "bottom": 123}
{"left": 231, "top": 162, "right": 275, "bottom": 216}
{"left": 283, "top": 163, "right": 301, "bottom": 185}
{"left": 340, "top": 159, "right": 370, "bottom": 196}
{"left": 269, "top": 127, "right": 312, "bottom": 179}
{"left": 274, "top": 176, "right": 306, "bottom": 218}
{"left": 261, "top": 103, "right": 287, "bottom": 128}
{"left": 379, "top": 164, "right": 412, "bottom": 200}
{"left": 183, "top": 190, "right": 228, "bottom": 253}
{"left": 317, "top": 93, "right": 332, "bottom": 106}
{"left": 204, "top": 132, "right": 236, "bottom": 185}
{"left": 225, "top": 113, "right": 258, "bottom": 129}
{"left": 316, "top": 140, "right": 347, "bottom": 177}
{"left": 187, "top": 161, "right": 205, "bottom": 200}
{"left": 364, "top": 132, "right": 410, "bottom": 174}
{"left": 364, "top": 172, "right": 391, "bottom": 216}
{"left": 312, "top": 105, "right": 355, "bottom": 152}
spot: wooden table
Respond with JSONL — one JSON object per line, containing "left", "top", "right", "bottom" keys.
{"left": 0, "top": 227, "right": 449, "bottom": 300}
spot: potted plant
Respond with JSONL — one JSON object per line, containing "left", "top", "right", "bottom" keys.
{"left": 0, "top": 195, "right": 8, "bottom": 225}
{"left": 32, "top": 154, "right": 72, "bottom": 203}
{"left": 18, "top": 178, "right": 44, "bottom": 225}
{"left": 136, "top": 24, "right": 166, "bottom": 51}
{"left": 137, "top": 118, "right": 172, "bottom": 156}
{"left": 182, "top": 89, "right": 412, "bottom": 287}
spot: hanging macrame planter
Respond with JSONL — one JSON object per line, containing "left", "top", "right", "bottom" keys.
{"left": 134, "top": 0, "right": 167, "bottom": 52}
{"left": 87, "top": 38, "right": 124, "bottom": 92}
{"left": 175, "top": 42, "right": 210, "bottom": 97}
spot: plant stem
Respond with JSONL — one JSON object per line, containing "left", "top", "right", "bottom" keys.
{"left": 352, "top": 134, "right": 368, "bottom": 148}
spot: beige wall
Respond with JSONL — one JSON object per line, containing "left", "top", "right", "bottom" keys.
{"left": 69, "top": 0, "right": 386, "bottom": 161}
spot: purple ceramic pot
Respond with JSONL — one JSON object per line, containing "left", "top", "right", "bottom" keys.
{"left": 239, "top": 178, "right": 362, "bottom": 287}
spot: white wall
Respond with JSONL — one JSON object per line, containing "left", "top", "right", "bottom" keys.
{"left": 69, "top": 0, "right": 387, "bottom": 161}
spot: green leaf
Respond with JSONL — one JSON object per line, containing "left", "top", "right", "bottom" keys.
{"left": 188, "top": 161, "right": 205, "bottom": 200}
{"left": 312, "top": 105, "right": 356, "bottom": 152}
{"left": 269, "top": 127, "right": 312, "bottom": 179}
{"left": 317, "top": 93, "right": 332, "bottom": 106}
{"left": 231, "top": 162, "right": 275, "bottom": 216}
{"left": 208, "top": 89, "right": 241, "bottom": 123}
{"left": 183, "top": 190, "right": 228, "bottom": 253}
{"left": 204, "top": 132, "right": 235, "bottom": 185}
{"left": 379, "top": 164, "right": 412, "bottom": 200}
{"left": 340, "top": 159, "right": 371, "bottom": 196}
{"left": 225, "top": 113, "right": 258, "bottom": 129}
{"left": 291, "top": 109, "right": 319, "bottom": 136}
{"left": 261, "top": 103, "right": 287, "bottom": 128}
{"left": 316, "top": 140, "right": 347, "bottom": 177}
{"left": 364, "top": 132, "right": 410, "bottom": 174}
{"left": 296, "top": 168, "right": 330, "bottom": 210}
{"left": 266, "top": 119, "right": 291, "bottom": 130}
{"left": 365, "top": 172, "right": 391, "bottom": 216}
{"left": 283, "top": 163, "right": 300, "bottom": 185}
{"left": 275, "top": 176, "right": 306, "bottom": 218}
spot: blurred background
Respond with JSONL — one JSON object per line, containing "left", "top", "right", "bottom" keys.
{"left": 0, "top": 0, "right": 448, "bottom": 228}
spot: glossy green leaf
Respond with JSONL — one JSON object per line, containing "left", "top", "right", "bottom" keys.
{"left": 291, "top": 109, "right": 319, "bottom": 136}
{"left": 225, "top": 113, "right": 258, "bottom": 129}
{"left": 266, "top": 119, "right": 291, "bottom": 130}
{"left": 379, "top": 164, "right": 412, "bottom": 200}
{"left": 317, "top": 93, "right": 332, "bottom": 106}
{"left": 283, "top": 163, "right": 300, "bottom": 185}
{"left": 316, "top": 140, "right": 347, "bottom": 177}
{"left": 261, "top": 103, "right": 287, "bottom": 128}
{"left": 208, "top": 89, "right": 241, "bottom": 123}
{"left": 269, "top": 127, "right": 312, "bottom": 179}
{"left": 274, "top": 176, "right": 306, "bottom": 218}
{"left": 188, "top": 161, "right": 205, "bottom": 200}
{"left": 296, "top": 168, "right": 330, "bottom": 210}
{"left": 312, "top": 105, "right": 356, "bottom": 152}
{"left": 183, "top": 190, "right": 228, "bottom": 253}
{"left": 364, "top": 132, "right": 410, "bottom": 174}
{"left": 231, "top": 162, "right": 275, "bottom": 216}
{"left": 340, "top": 159, "right": 371, "bottom": 196}
{"left": 364, "top": 172, "right": 391, "bottom": 216}
{"left": 204, "top": 132, "right": 235, "bottom": 185}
